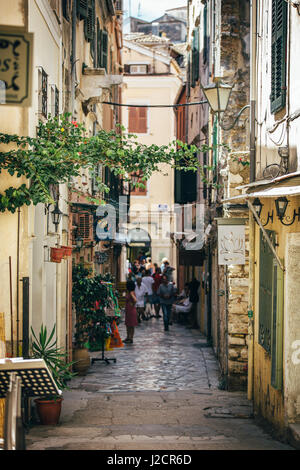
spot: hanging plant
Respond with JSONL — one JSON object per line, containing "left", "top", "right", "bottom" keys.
{"left": 0, "top": 113, "right": 222, "bottom": 214}
{"left": 72, "top": 264, "right": 118, "bottom": 349}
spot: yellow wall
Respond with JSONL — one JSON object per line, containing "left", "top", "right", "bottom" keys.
{"left": 253, "top": 195, "right": 300, "bottom": 430}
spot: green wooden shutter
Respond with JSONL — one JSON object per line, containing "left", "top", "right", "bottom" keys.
{"left": 84, "top": 0, "right": 95, "bottom": 42}
{"left": 97, "top": 21, "right": 102, "bottom": 68}
{"left": 191, "top": 28, "right": 199, "bottom": 87}
{"left": 77, "top": 0, "right": 88, "bottom": 19}
{"left": 259, "top": 230, "right": 276, "bottom": 354}
{"left": 102, "top": 30, "right": 108, "bottom": 72}
{"left": 271, "top": 0, "right": 287, "bottom": 114}
{"left": 271, "top": 260, "right": 284, "bottom": 390}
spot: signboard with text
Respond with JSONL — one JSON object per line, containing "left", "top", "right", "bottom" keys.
{"left": 0, "top": 27, "right": 33, "bottom": 107}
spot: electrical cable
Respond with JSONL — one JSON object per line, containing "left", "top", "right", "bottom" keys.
{"left": 101, "top": 100, "right": 208, "bottom": 108}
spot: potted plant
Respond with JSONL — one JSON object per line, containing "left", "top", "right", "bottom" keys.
{"left": 50, "top": 247, "right": 64, "bottom": 263}
{"left": 60, "top": 246, "right": 73, "bottom": 259}
{"left": 31, "top": 324, "right": 76, "bottom": 425}
{"left": 72, "top": 264, "right": 117, "bottom": 374}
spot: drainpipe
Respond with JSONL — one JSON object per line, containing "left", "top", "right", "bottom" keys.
{"left": 68, "top": 0, "right": 77, "bottom": 361}
{"left": 250, "top": 0, "right": 257, "bottom": 183}
{"left": 71, "top": 0, "right": 77, "bottom": 117}
{"left": 247, "top": 0, "right": 257, "bottom": 402}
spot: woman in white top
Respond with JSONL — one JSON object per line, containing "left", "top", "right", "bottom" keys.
{"left": 135, "top": 277, "right": 148, "bottom": 322}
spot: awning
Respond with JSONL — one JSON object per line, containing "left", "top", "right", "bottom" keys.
{"left": 223, "top": 185, "right": 300, "bottom": 203}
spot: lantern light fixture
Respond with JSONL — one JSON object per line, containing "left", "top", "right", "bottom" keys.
{"left": 202, "top": 78, "right": 233, "bottom": 115}
{"left": 252, "top": 197, "right": 273, "bottom": 226}
{"left": 51, "top": 202, "right": 63, "bottom": 232}
{"left": 275, "top": 196, "right": 300, "bottom": 226}
{"left": 202, "top": 78, "right": 250, "bottom": 130}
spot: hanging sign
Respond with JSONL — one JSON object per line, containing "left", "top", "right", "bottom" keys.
{"left": 0, "top": 27, "right": 33, "bottom": 106}
{"left": 217, "top": 218, "right": 246, "bottom": 265}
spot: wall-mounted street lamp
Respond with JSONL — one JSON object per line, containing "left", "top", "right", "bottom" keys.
{"left": 252, "top": 198, "right": 273, "bottom": 226}
{"left": 75, "top": 236, "right": 84, "bottom": 249}
{"left": 202, "top": 78, "right": 250, "bottom": 130}
{"left": 275, "top": 196, "right": 300, "bottom": 226}
{"left": 51, "top": 202, "right": 63, "bottom": 232}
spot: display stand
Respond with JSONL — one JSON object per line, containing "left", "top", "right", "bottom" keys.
{"left": 0, "top": 358, "right": 61, "bottom": 450}
{"left": 91, "top": 282, "right": 120, "bottom": 366}
{"left": 91, "top": 330, "right": 117, "bottom": 366}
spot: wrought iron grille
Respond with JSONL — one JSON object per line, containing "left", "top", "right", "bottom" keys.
{"left": 40, "top": 68, "right": 48, "bottom": 118}
{"left": 55, "top": 86, "right": 59, "bottom": 117}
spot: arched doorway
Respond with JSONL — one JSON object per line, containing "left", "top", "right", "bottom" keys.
{"left": 127, "top": 228, "right": 151, "bottom": 263}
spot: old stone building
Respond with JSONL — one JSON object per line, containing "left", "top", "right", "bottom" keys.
{"left": 185, "top": 0, "right": 250, "bottom": 391}
{"left": 127, "top": 6, "right": 187, "bottom": 44}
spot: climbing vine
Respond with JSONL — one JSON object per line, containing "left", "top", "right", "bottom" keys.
{"left": 0, "top": 113, "right": 216, "bottom": 213}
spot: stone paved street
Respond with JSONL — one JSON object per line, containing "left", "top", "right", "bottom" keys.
{"left": 26, "top": 316, "right": 293, "bottom": 450}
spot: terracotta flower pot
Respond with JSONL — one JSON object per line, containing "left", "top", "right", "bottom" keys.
{"left": 73, "top": 347, "right": 91, "bottom": 376}
{"left": 35, "top": 397, "right": 63, "bottom": 425}
{"left": 50, "top": 247, "right": 64, "bottom": 263}
{"left": 61, "top": 246, "right": 73, "bottom": 259}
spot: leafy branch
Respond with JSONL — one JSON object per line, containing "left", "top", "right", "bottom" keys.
{"left": 0, "top": 113, "right": 221, "bottom": 213}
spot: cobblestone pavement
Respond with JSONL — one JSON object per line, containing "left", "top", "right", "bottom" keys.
{"left": 26, "top": 315, "right": 293, "bottom": 450}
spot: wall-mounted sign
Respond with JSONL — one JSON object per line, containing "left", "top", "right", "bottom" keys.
{"left": 95, "top": 252, "right": 109, "bottom": 265}
{"left": 0, "top": 27, "right": 33, "bottom": 106}
{"left": 217, "top": 218, "right": 246, "bottom": 265}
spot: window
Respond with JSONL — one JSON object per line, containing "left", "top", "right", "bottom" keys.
{"left": 38, "top": 68, "right": 48, "bottom": 118}
{"left": 130, "top": 171, "right": 147, "bottom": 196}
{"left": 77, "top": 0, "right": 88, "bottom": 19}
{"left": 259, "top": 230, "right": 276, "bottom": 354}
{"left": 77, "top": 212, "right": 93, "bottom": 241}
{"left": 97, "top": 22, "right": 108, "bottom": 71}
{"left": 129, "top": 64, "right": 148, "bottom": 74}
{"left": 84, "top": 0, "right": 95, "bottom": 42}
{"left": 62, "top": 0, "right": 71, "bottom": 20}
{"left": 271, "top": 0, "right": 287, "bottom": 114}
{"left": 191, "top": 27, "right": 199, "bottom": 87}
{"left": 51, "top": 85, "right": 59, "bottom": 117}
{"left": 271, "top": 260, "right": 284, "bottom": 390}
{"left": 203, "top": 2, "right": 209, "bottom": 64}
{"left": 128, "top": 106, "right": 148, "bottom": 134}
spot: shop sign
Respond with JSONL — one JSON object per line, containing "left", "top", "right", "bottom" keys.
{"left": 95, "top": 252, "right": 109, "bottom": 264}
{"left": 0, "top": 27, "right": 33, "bottom": 106}
{"left": 217, "top": 218, "right": 246, "bottom": 265}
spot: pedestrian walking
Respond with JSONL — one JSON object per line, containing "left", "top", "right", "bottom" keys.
{"left": 152, "top": 267, "right": 162, "bottom": 318}
{"left": 124, "top": 280, "right": 138, "bottom": 344}
{"left": 163, "top": 261, "right": 175, "bottom": 283}
{"left": 135, "top": 277, "right": 148, "bottom": 323}
{"left": 142, "top": 270, "right": 155, "bottom": 319}
{"left": 157, "top": 274, "right": 177, "bottom": 331}
{"left": 187, "top": 278, "right": 200, "bottom": 329}
{"left": 145, "top": 257, "right": 155, "bottom": 274}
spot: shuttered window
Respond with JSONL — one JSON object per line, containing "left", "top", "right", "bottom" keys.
{"left": 84, "top": 0, "right": 95, "bottom": 42}
{"left": 130, "top": 171, "right": 147, "bottom": 196}
{"left": 77, "top": 213, "right": 93, "bottom": 241}
{"left": 271, "top": 0, "right": 287, "bottom": 114}
{"left": 259, "top": 230, "right": 276, "bottom": 354}
{"left": 102, "top": 30, "right": 108, "bottom": 71}
{"left": 128, "top": 107, "right": 148, "bottom": 134}
{"left": 271, "top": 260, "right": 284, "bottom": 390}
{"left": 97, "top": 23, "right": 108, "bottom": 71}
{"left": 191, "top": 28, "right": 199, "bottom": 88}
{"left": 77, "top": 0, "right": 88, "bottom": 19}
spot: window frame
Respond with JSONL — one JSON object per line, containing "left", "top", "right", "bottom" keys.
{"left": 128, "top": 105, "right": 149, "bottom": 135}
{"left": 270, "top": 0, "right": 288, "bottom": 114}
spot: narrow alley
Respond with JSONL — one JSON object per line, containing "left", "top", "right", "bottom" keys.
{"left": 26, "top": 318, "right": 292, "bottom": 451}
